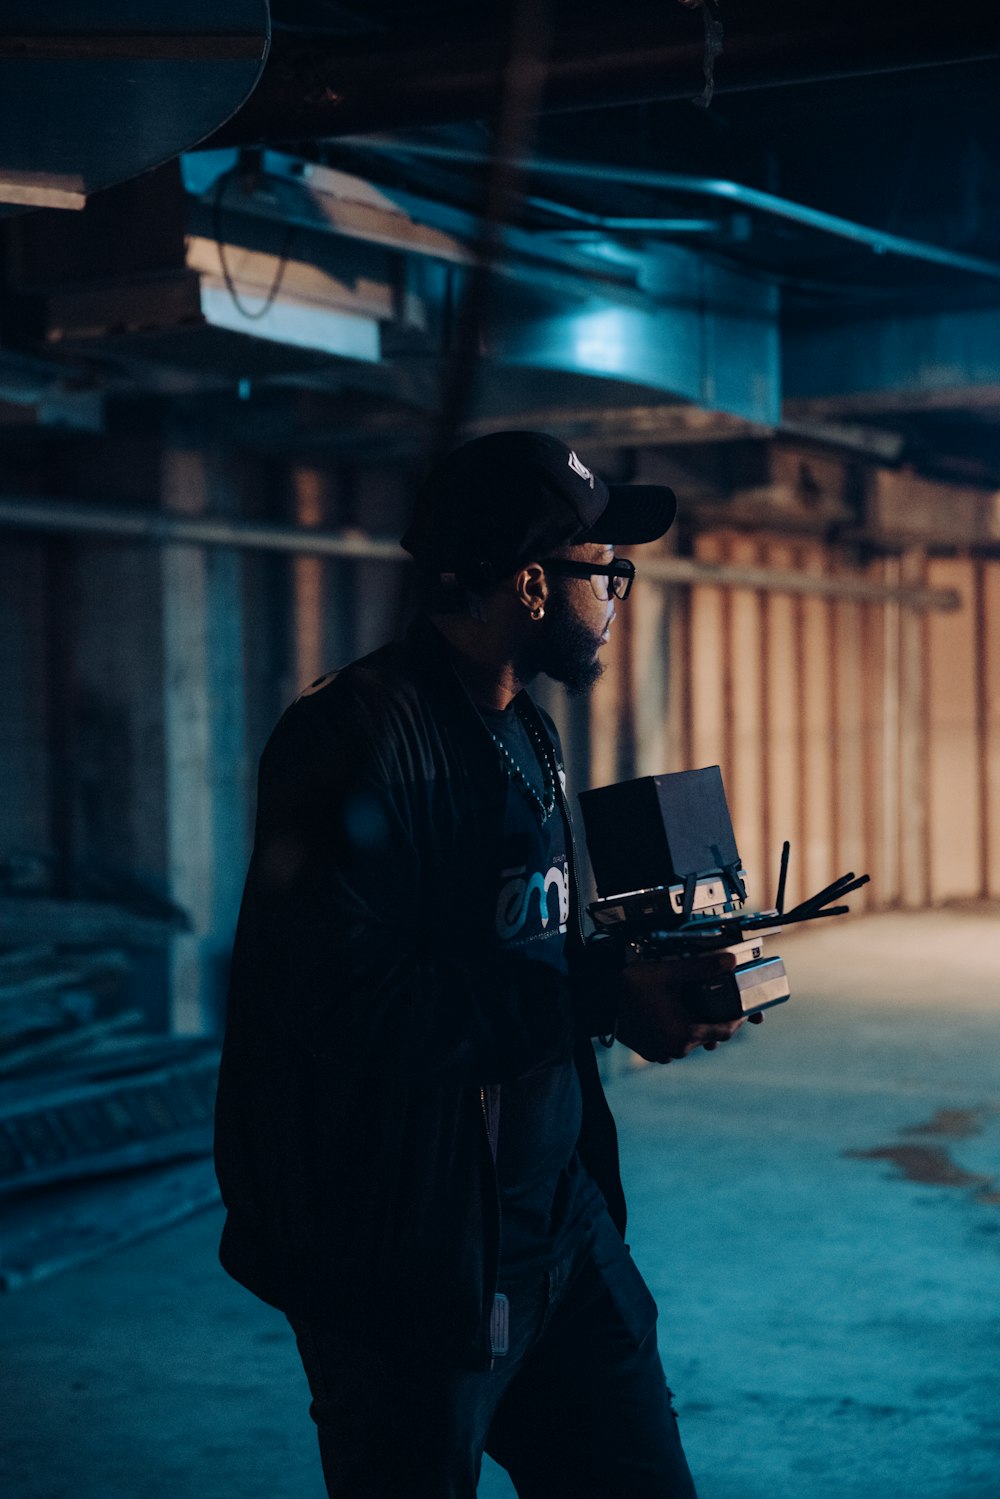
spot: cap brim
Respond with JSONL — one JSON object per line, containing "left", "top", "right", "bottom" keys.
{"left": 576, "top": 484, "right": 677, "bottom": 546}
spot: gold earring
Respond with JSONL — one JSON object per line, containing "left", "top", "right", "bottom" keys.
{"left": 530, "top": 605, "right": 545, "bottom": 621}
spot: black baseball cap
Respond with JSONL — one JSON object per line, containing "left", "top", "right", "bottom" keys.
{"left": 401, "top": 431, "right": 677, "bottom": 585}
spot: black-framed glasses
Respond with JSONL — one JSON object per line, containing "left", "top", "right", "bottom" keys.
{"left": 540, "top": 557, "right": 636, "bottom": 601}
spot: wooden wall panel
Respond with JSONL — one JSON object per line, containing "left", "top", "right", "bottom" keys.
{"left": 872, "top": 565, "right": 901, "bottom": 907}
{"left": 725, "top": 535, "right": 768, "bottom": 907}
{"left": 291, "top": 466, "right": 328, "bottom": 694}
{"left": 630, "top": 544, "right": 671, "bottom": 778}
{"left": 798, "top": 543, "right": 836, "bottom": 902}
{"left": 689, "top": 533, "right": 727, "bottom": 775}
{"left": 644, "top": 538, "right": 998, "bottom": 915}
{"left": 831, "top": 585, "right": 865, "bottom": 899}
{"left": 896, "top": 551, "right": 930, "bottom": 908}
{"left": 984, "top": 562, "right": 1000, "bottom": 898}
{"left": 664, "top": 582, "right": 691, "bottom": 773}
{"left": 761, "top": 541, "right": 806, "bottom": 911}
{"left": 856, "top": 585, "right": 886, "bottom": 913}
{"left": 926, "top": 557, "right": 982, "bottom": 901}
{"left": 588, "top": 603, "right": 626, "bottom": 791}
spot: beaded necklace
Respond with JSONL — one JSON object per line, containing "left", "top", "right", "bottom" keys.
{"left": 486, "top": 701, "right": 558, "bottom": 824}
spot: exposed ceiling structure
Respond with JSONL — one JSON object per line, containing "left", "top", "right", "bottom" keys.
{"left": 2, "top": 1, "right": 1000, "bottom": 526}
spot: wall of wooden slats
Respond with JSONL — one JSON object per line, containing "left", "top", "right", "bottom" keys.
{"left": 579, "top": 532, "right": 1000, "bottom": 912}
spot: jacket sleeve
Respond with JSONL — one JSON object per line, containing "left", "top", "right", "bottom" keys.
{"left": 233, "top": 685, "right": 618, "bottom": 1087}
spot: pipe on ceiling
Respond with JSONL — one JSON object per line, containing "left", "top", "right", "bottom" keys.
{"left": 210, "top": 4, "right": 1000, "bottom": 146}
{"left": 0, "top": 496, "right": 960, "bottom": 611}
{"left": 358, "top": 140, "right": 1000, "bottom": 285}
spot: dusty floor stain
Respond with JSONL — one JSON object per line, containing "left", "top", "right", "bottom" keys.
{"left": 846, "top": 1103, "right": 1000, "bottom": 1204}
{"left": 846, "top": 1143, "right": 992, "bottom": 1190}
{"left": 902, "top": 1108, "right": 984, "bottom": 1139}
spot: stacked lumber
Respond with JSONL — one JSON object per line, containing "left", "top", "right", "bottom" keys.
{"left": 0, "top": 1045, "right": 219, "bottom": 1193}
{"left": 0, "top": 1038, "right": 222, "bottom": 1290}
{"left": 0, "top": 896, "right": 186, "bottom": 949}
{"left": 0, "top": 891, "right": 221, "bottom": 1290}
{"left": 0, "top": 890, "right": 186, "bottom": 1076}
{"left": 0, "top": 944, "right": 135, "bottom": 1073}
{"left": 0, "top": 1156, "right": 220, "bottom": 1291}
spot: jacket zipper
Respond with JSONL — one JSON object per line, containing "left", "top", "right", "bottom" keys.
{"left": 480, "top": 1084, "right": 503, "bottom": 1369}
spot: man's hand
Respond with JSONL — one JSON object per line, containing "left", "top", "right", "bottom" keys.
{"left": 614, "top": 951, "right": 765, "bottom": 1063}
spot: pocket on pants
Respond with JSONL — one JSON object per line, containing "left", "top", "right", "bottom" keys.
{"left": 587, "top": 1214, "right": 659, "bottom": 1347}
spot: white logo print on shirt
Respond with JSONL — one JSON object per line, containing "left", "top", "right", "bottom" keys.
{"left": 495, "top": 862, "right": 570, "bottom": 941}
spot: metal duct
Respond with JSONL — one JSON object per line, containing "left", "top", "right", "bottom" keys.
{"left": 0, "top": 3, "right": 270, "bottom": 208}
{"left": 212, "top": 2, "right": 1000, "bottom": 146}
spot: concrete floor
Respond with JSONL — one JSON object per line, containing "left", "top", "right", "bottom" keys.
{"left": 1, "top": 909, "right": 999, "bottom": 1499}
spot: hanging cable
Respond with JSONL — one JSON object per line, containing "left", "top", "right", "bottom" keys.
{"left": 676, "top": 0, "right": 724, "bottom": 106}
{"left": 211, "top": 157, "right": 296, "bottom": 320}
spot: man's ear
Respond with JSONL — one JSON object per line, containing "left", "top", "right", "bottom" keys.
{"left": 513, "top": 561, "right": 547, "bottom": 618}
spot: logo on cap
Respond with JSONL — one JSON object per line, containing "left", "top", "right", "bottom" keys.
{"left": 567, "top": 451, "right": 594, "bottom": 487}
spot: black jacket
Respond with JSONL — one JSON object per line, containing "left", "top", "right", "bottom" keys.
{"left": 214, "top": 619, "right": 625, "bottom": 1369}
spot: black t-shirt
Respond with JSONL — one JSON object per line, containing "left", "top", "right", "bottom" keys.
{"left": 481, "top": 697, "right": 601, "bottom": 1272}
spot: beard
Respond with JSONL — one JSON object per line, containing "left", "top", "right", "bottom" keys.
{"left": 518, "top": 585, "right": 606, "bottom": 696}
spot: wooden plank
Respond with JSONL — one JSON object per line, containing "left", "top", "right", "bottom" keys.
{"left": 0, "top": 946, "right": 55, "bottom": 974}
{"left": 689, "top": 533, "right": 726, "bottom": 776}
{"left": 0, "top": 1010, "right": 144, "bottom": 1079}
{"left": 663, "top": 577, "right": 692, "bottom": 772}
{"left": 291, "top": 464, "right": 329, "bottom": 694}
{"left": 0, "top": 1003, "right": 91, "bottom": 1047}
{"left": 984, "top": 563, "right": 1000, "bottom": 898}
{"left": 832, "top": 573, "right": 866, "bottom": 897}
{"left": 799, "top": 542, "right": 835, "bottom": 900}
{"left": 855, "top": 575, "right": 887, "bottom": 912}
{"left": 630, "top": 539, "right": 671, "bottom": 779}
{"left": 588, "top": 594, "right": 625, "bottom": 791}
{"left": 0, "top": 1050, "right": 218, "bottom": 1124}
{"left": 898, "top": 549, "right": 930, "bottom": 908}
{"left": 0, "top": 948, "right": 129, "bottom": 1004}
{"left": 0, "top": 899, "right": 181, "bottom": 948}
{"left": 613, "top": 586, "right": 639, "bottom": 781}
{"left": 926, "top": 557, "right": 980, "bottom": 901}
{"left": 0, "top": 1052, "right": 219, "bottom": 1194}
{"left": 724, "top": 535, "right": 766, "bottom": 907}
{"left": 0, "top": 1124, "right": 213, "bottom": 1197}
{"left": 761, "top": 540, "right": 804, "bottom": 911}
{"left": 0, "top": 1034, "right": 209, "bottom": 1102}
{"left": 875, "top": 560, "right": 902, "bottom": 907}
{"left": 0, "top": 1156, "right": 220, "bottom": 1292}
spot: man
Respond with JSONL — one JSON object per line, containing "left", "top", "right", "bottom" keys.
{"left": 215, "top": 430, "right": 760, "bottom": 1498}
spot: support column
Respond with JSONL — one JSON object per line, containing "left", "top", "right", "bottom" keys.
{"left": 161, "top": 442, "right": 249, "bottom": 1035}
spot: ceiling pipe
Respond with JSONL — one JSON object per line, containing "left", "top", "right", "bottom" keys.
{"left": 357, "top": 140, "right": 1000, "bottom": 285}
{"left": 0, "top": 496, "right": 402, "bottom": 562}
{"left": 210, "top": 4, "right": 1000, "bottom": 146}
{"left": 0, "top": 496, "right": 960, "bottom": 611}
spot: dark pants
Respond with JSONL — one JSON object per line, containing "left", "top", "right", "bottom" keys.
{"left": 289, "top": 1209, "right": 698, "bottom": 1498}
